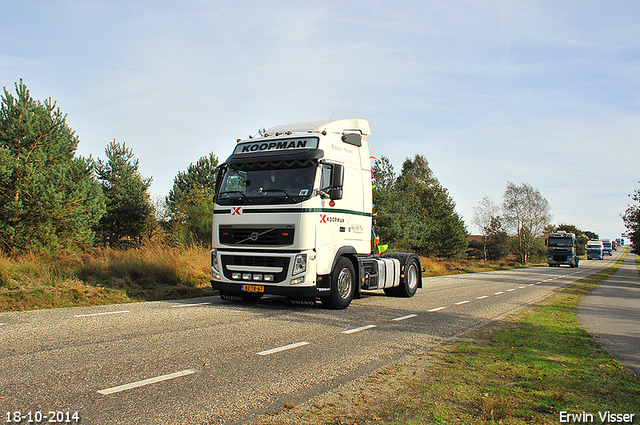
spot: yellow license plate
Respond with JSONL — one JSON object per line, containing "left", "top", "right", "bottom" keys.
{"left": 242, "top": 284, "right": 264, "bottom": 293}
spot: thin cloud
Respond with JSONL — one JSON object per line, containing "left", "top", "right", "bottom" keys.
{"left": 1, "top": 0, "right": 638, "bottom": 238}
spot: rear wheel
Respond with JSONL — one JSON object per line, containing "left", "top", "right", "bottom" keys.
{"left": 395, "top": 256, "right": 420, "bottom": 297}
{"left": 320, "top": 257, "right": 355, "bottom": 309}
{"left": 384, "top": 253, "right": 421, "bottom": 298}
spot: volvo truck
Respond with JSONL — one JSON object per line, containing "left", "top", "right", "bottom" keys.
{"left": 210, "top": 119, "right": 422, "bottom": 309}
{"left": 546, "top": 230, "right": 579, "bottom": 267}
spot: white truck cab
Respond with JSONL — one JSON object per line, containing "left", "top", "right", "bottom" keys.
{"left": 210, "top": 119, "right": 421, "bottom": 308}
{"left": 586, "top": 240, "right": 605, "bottom": 260}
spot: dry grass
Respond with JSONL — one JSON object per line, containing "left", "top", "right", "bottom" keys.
{"left": 419, "top": 255, "right": 528, "bottom": 277}
{"left": 0, "top": 242, "right": 215, "bottom": 311}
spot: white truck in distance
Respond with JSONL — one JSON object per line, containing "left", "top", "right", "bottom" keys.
{"left": 586, "top": 240, "right": 604, "bottom": 260}
{"left": 210, "top": 119, "right": 422, "bottom": 309}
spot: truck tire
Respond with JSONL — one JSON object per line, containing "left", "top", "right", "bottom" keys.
{"left": 320, "top": 256, "right": 355, "bottom": 309}
{"left": 384, "top": 252, "right": 421, "bottom": 298}
{"left": 395, "top": 255, "right": 421, "bottom": 297}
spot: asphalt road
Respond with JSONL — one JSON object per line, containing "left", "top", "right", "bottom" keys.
{"left": 0, "top": 251, "right": 621, "bottom": 424}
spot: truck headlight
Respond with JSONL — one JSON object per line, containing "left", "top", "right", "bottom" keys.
{"left": 293, "top": 254, "right": 307, "bottom": 275}
{"left": 211, "top": 249, "right": 220, "bottom": 273}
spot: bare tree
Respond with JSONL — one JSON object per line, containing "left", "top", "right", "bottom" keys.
{"left": 502, "top": 182, "right": 552, "bottom": 263}
{"left": 472, "top": 195, "right": 501, "bottom": 261}
{"left": 622, "top": 182, "right": 640, "bottom": 253}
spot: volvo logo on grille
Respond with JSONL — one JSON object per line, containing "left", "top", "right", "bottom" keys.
{"left": 250, "top": 232, "right": 259, "bottom": 241}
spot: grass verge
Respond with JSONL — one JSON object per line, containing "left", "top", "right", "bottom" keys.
{"left": 0, "top": 244, "right": 215, "bottom": 311}
{"left": 264, "top": 250, "right": 640, "bottom": 424}
{"left": 419, "top": 256, "right": 538, "bottom": 277}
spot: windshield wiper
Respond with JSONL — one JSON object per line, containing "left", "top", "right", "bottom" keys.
{"left": 219, "top": 190, "right": 253, "bottom": 203}
{"left": 262, "top": 188, "right": 299, "bottom": 202}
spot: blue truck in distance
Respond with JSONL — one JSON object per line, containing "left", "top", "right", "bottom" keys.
{"left": 601, "top": 239, "right": 613, "bottom": 256}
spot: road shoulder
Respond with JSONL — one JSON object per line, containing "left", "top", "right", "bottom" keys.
{"left": 577, "top": 250, "right": 640, "bottom": 379}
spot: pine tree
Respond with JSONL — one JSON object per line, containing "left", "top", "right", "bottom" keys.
{"left": 94, "top": 141, "right": 152, "bottom": 247}
{"left": 166, "top": 153, "right": 218, "bottom": 245}
{"left": 0, "top": 80, "right": 105, "bottom": 253}
{"left": 372, "top": 155, "right": 467, "bottom": 257}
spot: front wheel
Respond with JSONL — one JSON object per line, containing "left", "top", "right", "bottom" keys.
{"left": 320, "top": 257, "right": 355, "bottom": 309}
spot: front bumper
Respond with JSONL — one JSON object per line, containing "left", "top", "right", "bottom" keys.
{"left": 211, "top": 280, "right": 325, "bottom": 298}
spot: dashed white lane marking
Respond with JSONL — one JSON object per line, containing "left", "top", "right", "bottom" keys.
{"left": 342, "top": 324, "right": 377, "bottom": 334}
{"left": 494, "top": 291, "right": 504, "bottom": 295}
{"left": 454, "top": 300, "right": 470, "bottom": 306}
{"left": 170, "top": 302, "right": 212, "bottom": 308}
{"left": 519, "top": 286, "right": 527, "bottom": 289}
{"left": 507, "top": 288, "right": 517, "bottom": 292}
{"left": 257, "top": 341, "right": 310, "bottom": 356}
{"left": 427, "top": 306, "right": 448, "bottom": 312}
{"left": 97, "top": 369, "right": 197, "bottom": 395}
{"left": 392, "top": 314, "right": 417, "bottom": 321}
{"left": 476, "top": 295, "right": 489, "bottom": 300}
{"left": 74, "top": 310, "right": 131, "bottom": 318}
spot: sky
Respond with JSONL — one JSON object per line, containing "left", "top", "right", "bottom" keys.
{"left": 2, "top": 0, "right": 638, "bottom": 240}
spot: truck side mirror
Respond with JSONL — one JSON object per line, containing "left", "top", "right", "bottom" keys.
{"left": 213, "top": 164, "right": 226, "bottom": 201}
{"left": 330, "top": 164, "right": 344, "bottom": 200}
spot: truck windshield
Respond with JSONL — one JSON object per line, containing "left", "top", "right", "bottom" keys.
{"left": 547, "top": 238, "right": 573, "bottom": 247}
{"left": 217, "top": 159, "right": 317, "bottom": 205}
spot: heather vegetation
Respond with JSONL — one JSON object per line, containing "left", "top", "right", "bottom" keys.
{"left": 0, "top": 243, "right": 214, "bottom": 311}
